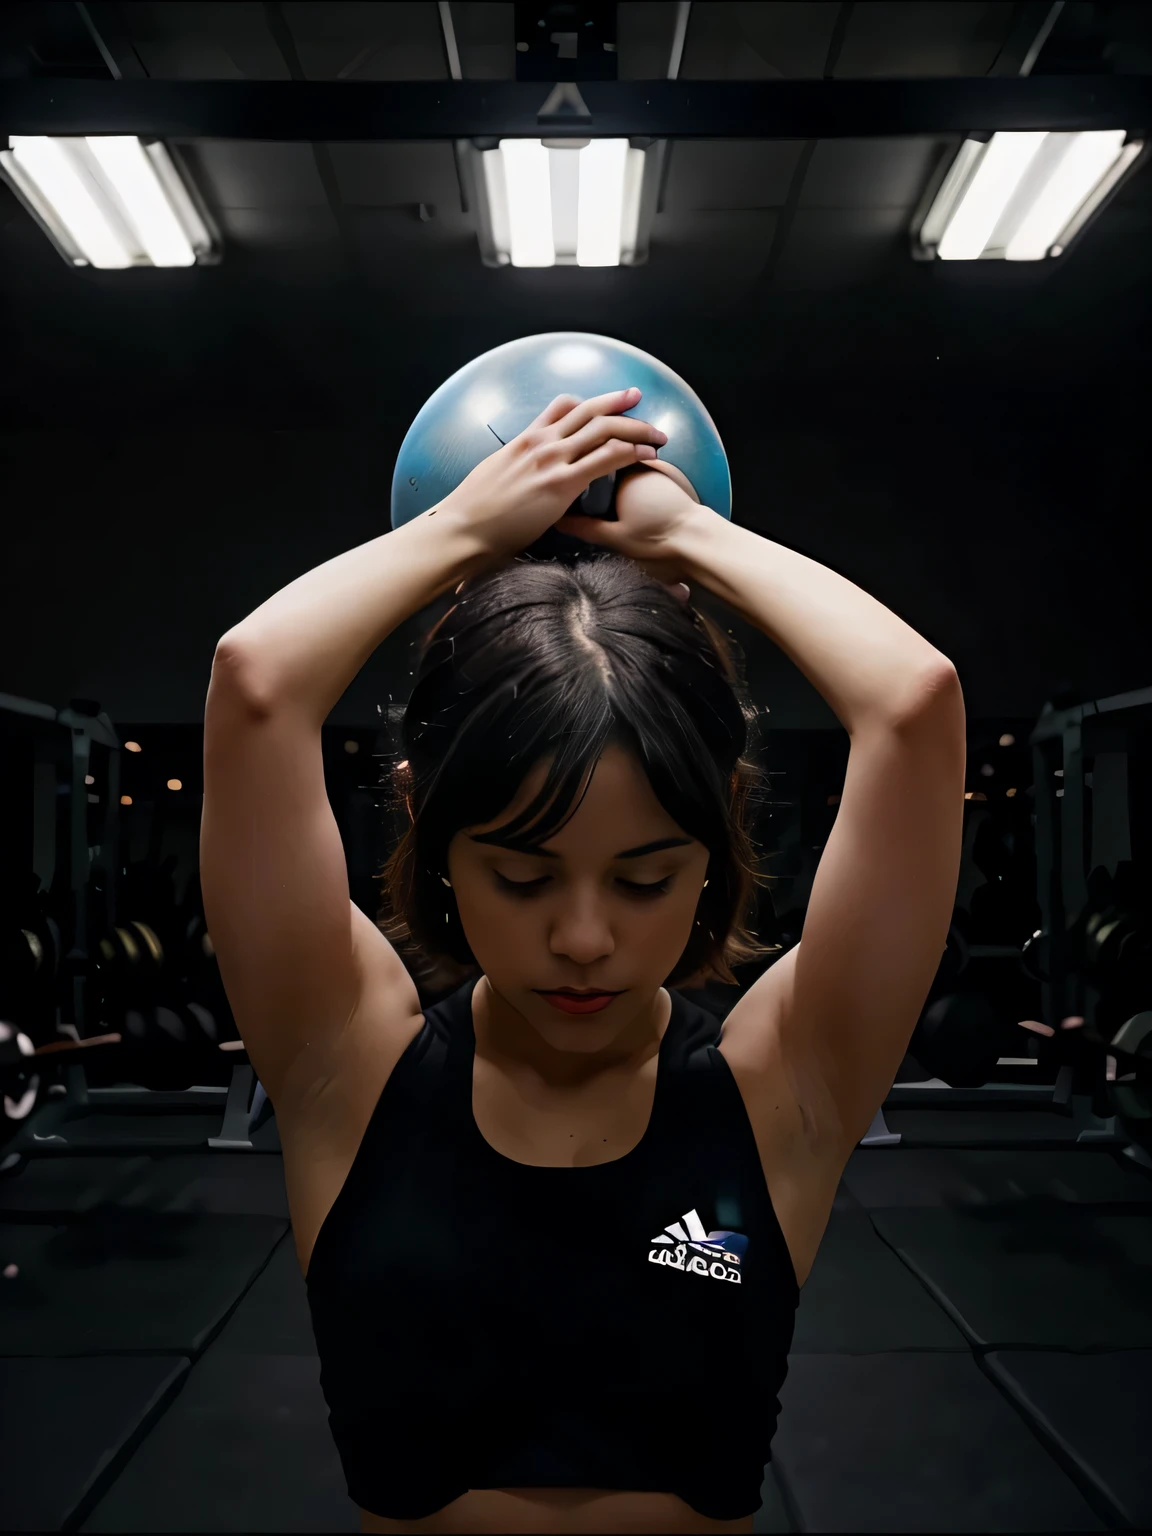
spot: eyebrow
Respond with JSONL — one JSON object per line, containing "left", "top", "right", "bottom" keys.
{"left": 470, "top": 835, "right": 694, "bottom": 861}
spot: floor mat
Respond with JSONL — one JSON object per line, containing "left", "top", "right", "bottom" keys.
{"left": 79, "top": 1353, "right": 357, "bottom": 1534}
{"left": 0, "top": 1209, "right": 287, "bottom": 1355}
{"left": 984, "top": 1349, "right": 1152, "bottom": 1529}
{"left": 773, "top": 1353, "right": 1105, "bottom": 1533}
{"left": 0, "top": 1356, "right": 189, "bottom": 1533}
{"left": 794, "top": 1210, "right": 967, "bottom": 1353}
{"left": 842, "top": 1146, "right": 1152, "bottom": 1212}
{"left": 870, "top": 1206, "right": 1152, "bottom": 1349}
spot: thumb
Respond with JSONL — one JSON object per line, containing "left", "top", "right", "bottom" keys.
{"left": 554, "top": 512, "right": 616, "bottom": 546}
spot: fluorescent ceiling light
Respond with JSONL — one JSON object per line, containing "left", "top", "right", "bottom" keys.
{"left": 576, "top": 139, "right": 631, "bottom": 267}
{"left": 938, "top": 132, "right": 1048, "bottom": 259}
{"left": 0, "top": 136, "right": 216, "bottom": 268}
{"left": 498, "top": 138, "right": 554, "bottom": 268}
{"left": 478, "top": 137, "right": 649, "bottom": 268}
{"left": 918, "top": 129, "right": 1143, "bottom": 261}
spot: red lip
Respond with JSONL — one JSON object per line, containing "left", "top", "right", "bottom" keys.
{"left": 534, "top": 989, "right": 617, "bottom": 1001}
{"left": 535, "top": 990, "right": 620, "bottom": 997}
{"left": 538, "top": 990, "right": 620, "bottom": 1015}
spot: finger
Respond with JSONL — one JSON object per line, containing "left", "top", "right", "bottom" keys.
{"left": 570, "top": 438, "right": 660, "bottom": 485}
{"left": 1060, "top": 1016, "right": 1085, "bottom": 1029}
{"left": 563, "top": 414, "right": 665, "bottom": 461}
{"left": 552, "top": 387, "right": 643, "bottom": 439}
{"left": 525, "top": 394, "right": 583, "bottom": 434}
{"left": 1017, "top": 1019, "right": 1055, "bottom": 1036}
{"left": 555, "top": 512, "right": 610, "bottom": 544}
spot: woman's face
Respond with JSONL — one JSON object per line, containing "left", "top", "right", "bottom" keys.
{"left": 446, "top": 743, "right": 710, "bottom": 1072}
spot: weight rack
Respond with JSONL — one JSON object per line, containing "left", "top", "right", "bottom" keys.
{"left": 867, "top": 682, "right": 1152, "bottom": 1166}
{"left": 2, "top": 690, "right": 268, "bottom": 1160}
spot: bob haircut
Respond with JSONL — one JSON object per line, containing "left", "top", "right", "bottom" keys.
{"left": 378, "top": 551, "right": 779, "bottom": 995}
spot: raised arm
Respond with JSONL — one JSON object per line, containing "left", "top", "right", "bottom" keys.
{"left": 200, "top": 508, "right": 485, "bottom": 1107}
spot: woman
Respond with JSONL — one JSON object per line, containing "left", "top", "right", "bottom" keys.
{"left": 201, "top": 388, "right": 966, "bottom": 1534}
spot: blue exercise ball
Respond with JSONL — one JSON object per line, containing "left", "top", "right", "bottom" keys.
{"left": 390, "top": 333, "right": 731, "bottom": 556}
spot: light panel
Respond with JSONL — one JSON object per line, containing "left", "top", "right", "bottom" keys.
{"left": 937, "top": 132, "right": 1048, "bottom": 260}
{"left": 6, "top": 136, "right": 133, "bottom": 267}
{"left": 480, "top": 137, "right": 650, "bottom": 268}
{"left": 0, "top": 135, "right": 216, "bottom": 268}
{"left": 87, "top": 136, "right": 195, "bottom": 267}
{"left": 918, "top": 129, "right": 1143, "bottom": 261}
{"left": 1005, "top": 130, "right": 1130, "bottom": 259}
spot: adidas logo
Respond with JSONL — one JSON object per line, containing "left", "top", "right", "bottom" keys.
{"left": 648, "top": 1206, "right": 747, "bottom": 1284}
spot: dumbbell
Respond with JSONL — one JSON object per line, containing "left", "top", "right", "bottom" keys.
{"left": 0, "top": 1020, "right": 40, "bottom": 1138}
{"left": 909, "top": 919, "right": 1026, "bottom": 1087}
{"left": 1107, "top": 1010, "right": 1152, "bottom": 1150}
{"left": 93, "top": 919, "right": 167, "bottom": 1024}
{"left": 180, "top": 914, "right": 237, "bottom": 1041}
{"left": 0, "top": 899, "right": 62, "bottom": 1035}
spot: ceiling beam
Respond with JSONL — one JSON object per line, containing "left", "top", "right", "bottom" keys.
{"left": 72, "top": 2, "right": 149, "bottom": 81}
{"left": 0, "top": 75, "right": 1148, "bottom": 142}
{"left": 986, "top": 1, "right": 1066, "bottom": 78}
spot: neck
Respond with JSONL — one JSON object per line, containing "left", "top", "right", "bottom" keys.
{"left": 473, "top": 975, "right": 669, "bottom": 1088}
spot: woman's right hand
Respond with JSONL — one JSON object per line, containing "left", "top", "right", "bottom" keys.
{"left": 437, "top": 387, "right": 668, "bottom": 563}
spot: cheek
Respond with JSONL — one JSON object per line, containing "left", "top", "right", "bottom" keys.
{"left": 625, "top": 891, "right": 701, "bottom": 951}
{"left": 455, "top": 897, "right": 508, "bottom": 947}
{"left": 669, "top": 889, "right": 706, "bottom": 936}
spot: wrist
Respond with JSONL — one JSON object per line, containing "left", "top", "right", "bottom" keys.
{"left": 670, "top": 504, "right": 736, "bottom": 583}
{"left": 412, "top": 498, "right": 499, "bottom": 583}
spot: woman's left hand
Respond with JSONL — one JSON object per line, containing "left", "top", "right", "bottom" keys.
{"left": 555, "top": 459, "right": 707, "bottom": 600}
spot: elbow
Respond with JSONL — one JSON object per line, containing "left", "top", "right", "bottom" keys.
{"left": 922, "top": 658, "right": 964, "bottom": 707}
{"left": 209, "top": 635, "right": 276, "bottom": 718}
{"left": 902, "top": 661, "right": 965, "bottom": 732}
{"left": 861, "top": 658, "right": 962, "bottom": 733}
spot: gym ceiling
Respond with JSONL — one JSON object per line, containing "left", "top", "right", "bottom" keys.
{"left": 1, "top": 1, "right": 1149, "bottom": 428}
{"left": 0, "top": 2, "right": 1149, "bottom": 722}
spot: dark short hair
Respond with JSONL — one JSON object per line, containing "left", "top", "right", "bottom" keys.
{"left": 377, "top": 552, "right": 779, "bottom": 994}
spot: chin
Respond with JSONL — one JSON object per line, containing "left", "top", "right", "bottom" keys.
{"left": 535, "top": 1019, "right": 620, "bottom": 1052}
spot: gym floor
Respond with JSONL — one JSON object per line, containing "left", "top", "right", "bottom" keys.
{"left": 2, "top": 1103, "right": 1150, "bottom": 1534}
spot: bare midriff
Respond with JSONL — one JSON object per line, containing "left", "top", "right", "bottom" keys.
{"left": 359, "top": 1487, "right": 755, "bottom": 1534}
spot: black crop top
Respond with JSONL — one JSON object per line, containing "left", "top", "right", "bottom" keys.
{"left": 305, "top": 975, "right": 799, "bottom": 1521}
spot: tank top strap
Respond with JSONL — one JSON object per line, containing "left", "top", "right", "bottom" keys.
{"left": 651, "top": 989, "right": 727, "bottom": 1114}
{"left": 430, "top": 972, "right": 483, "bottom": 1105}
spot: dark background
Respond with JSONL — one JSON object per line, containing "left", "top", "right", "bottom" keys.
{"left": 1, "top": 15, "right": 1150, "bottom": 1533}
{"left": 1, "top": 391, "right": 1146, "bottom": 728}
{"left": 2, "top": 0, "right": 1150, "bottom": 731}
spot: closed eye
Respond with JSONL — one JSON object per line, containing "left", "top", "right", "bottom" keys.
{"left": 495, "top": 875, "right": 671, "bottom": 899}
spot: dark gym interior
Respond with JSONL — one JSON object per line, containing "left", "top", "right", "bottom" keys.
{"left": 1, "top": 3, "right": 1151, "bottom": 1532}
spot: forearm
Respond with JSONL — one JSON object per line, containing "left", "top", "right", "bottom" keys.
{"left": 675, "top": 512, "right": 957, "bottom": 734}
{"left": 216, "top": 507, "right": 487, "bottom": 725}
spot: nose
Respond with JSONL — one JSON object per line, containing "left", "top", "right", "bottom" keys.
{"left": 547, "top": 893, "right": 616, "bottom": 966}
